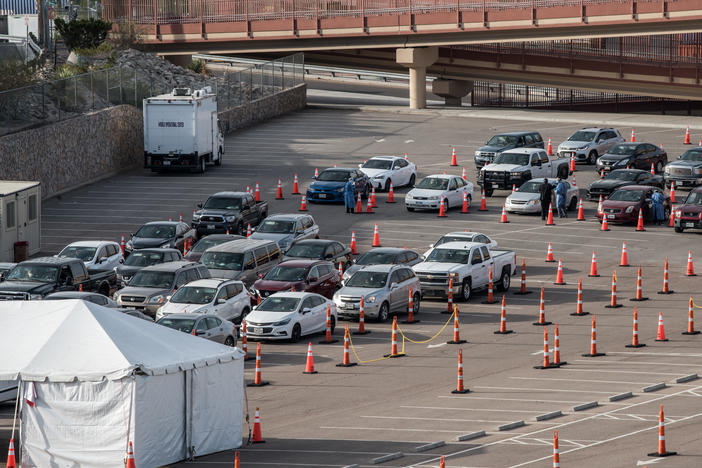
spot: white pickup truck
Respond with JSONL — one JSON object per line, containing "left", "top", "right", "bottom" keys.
{"left": 479, "top": 148, "right": 571, "bottom": 197}
{"left": 412, "top": 242, "right": 517, "bottom": 302}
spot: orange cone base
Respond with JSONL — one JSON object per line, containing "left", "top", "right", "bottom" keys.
{"left": 318, "top": 338, "right": 339, "bottom": 344}
{"left": 588, "top": 274, "right": 601, "bottom": 278}
{"left": 545, "top": 259, "right": 556, "bottom": 263}
{"left": 383, "top": 353, "right": 406, "bottom": 358}
{"left": 655, "top": 337, "right": 669, "bottom": 342}
{"left": 352, "top": 330, "right": 371, "bottom": 335}
{"left": 513, "top": 290, "right": 533, "bottom": 295}
{"left": 605, "top": 304, "right": 623, "bottom": 309}
{"left": 630, "top": 297, "right": 649, "bottom": 302}
{"left": 687, "top": 273, "right": 697, "bottom": 277}
{"left": 648, "top": 451, "right": 677, "bottom": 457}
{"left": 494, "top": 329, "right": 514, "bottom": 335}
{"left": 303, "top": 369, "right": 318, "bottom": 374}
{"left": 447, "top": 339, "right": 467, "bottom": 345}
{"left": 570, "top": 311, "right": 590, "bottom": 316}
{"left": 582, "top": 352, "right": 606, "bottom": 357}
{"left": 451, "top": 388, "right": 471, "bottom": 394}
{"left": 619, "top": 264, "right": 631, "bottom": 267}
{"left": 534, "top": 363, "right": 563, "bottom": 369}
{"left": 252, "top": 440, "right": 266, "bottom": 444}
{"left": 682, "top": 330, "right": 701, "bottom": 335}
{"left": 386, "top": 200, "right": 396, "bottom": 204}
{"left": 401, "top": 318, "right": 420, "bottom": 324}
{"left": 247, "top": 381, "right": 270, "bottom": 387}
{"left": 533, "top": 321, "right": 553, "bottom": 326}
{"left": 657, "top": 290, "right": 675, "bottom": 295}
{"left": 554, "top": 281, "right": 566, "bottom": 285}
{"left": 336, "top": 362, "right": 358, "bottom": 367}
{"left": 625, "top": 343, "right": 647, "bottom": 348}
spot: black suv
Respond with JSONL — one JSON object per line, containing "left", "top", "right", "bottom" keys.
{"left": 474, "top": 131, "right": 544, "bottom": 168}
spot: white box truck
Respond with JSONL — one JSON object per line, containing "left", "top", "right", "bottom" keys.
{"left": 143, "top": 87, "right": 224, "bottom": 173}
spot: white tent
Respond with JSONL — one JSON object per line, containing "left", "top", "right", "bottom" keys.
{"left": 0, "top": 300, "right": 244, "bottom": 467}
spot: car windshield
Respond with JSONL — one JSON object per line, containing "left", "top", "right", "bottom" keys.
{"left": 201, "top": 252, "right": 244, "bottom": 270}
{"left": 128, "top": 271, "right": 174, "bottom": 288}
{"left": 487, "top": 135, "right": 518, "bottom": 146}
{"left": 317, "top": 170, "right": 351, "bottom": 182}
{"left": 203, "top": 197, "right": 242, "bottom": 210}
{"left": 608, "top": 145, "right": 637, "bottom": 155}
{"left": 518, "top": 181, "right": 553, "bottom": 193}
{"left": 608, "top": 190, "right": 642, "bottom": 202}
{"left": 264, "top": 266, "right": 308, "bottom": 282}
{"left": 158, "top": 317, "right": 196, "bottom": 333}
{"left": 135, "top": 224, "right": 175, "bottom": 239}
{"left": 425, "top": 248, "right": 470, "bottom": 264}
{"left": 124, "top": 251, "right": 164, "bottom": 266}
{"left": 285, "top": 244, "right": 325, "bottom": 259}
{"left": 363, "top": 159, "right": 393, "bottom": 170}
{"left": 605, "top": 170, "right": 638, "bottom": 181}
{"left": 415, "top": 177, "right": 448, "bottom": 190}
{"left": 257, "top": 296, "right": 300, "bottom": 312}
{"left": 494, "top": 152, "right": 530, "bottom": 165}
{"left": 191, "top": 237, "right": 232, "bottom": 253}
{"left": 170, "top": 286, "right": 217, "bottom": 304}
{"left": 435, "top": 236, "right": 472, "bottom": 246}
{"left": 568, "top": 131, "right": 596, "bottom": 142}
{"left": 356, "top": 251, "right": 397, "bottom": 265}
{"left": 6, "top": 265, "right": 58, "bottom": 282}
{"left": 58, "top": 246, "right": 96, "bottom": 262}
{"left": 345, "top": 271, "right": 388, "bottom": 288}
{"left": 685, "top": 192, "right": 702, "bottom": 205}
{"left": 680, "top": 150, "right": 702, "bottom": 162}
{"left": 257, "top": 220, "right": 295, "bottom": 234}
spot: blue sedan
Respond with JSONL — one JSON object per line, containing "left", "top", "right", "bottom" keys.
{"left": 306, "top": 168, "right": 371, "bottom": 203}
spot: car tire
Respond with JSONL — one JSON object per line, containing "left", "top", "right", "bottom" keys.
{"left": 588, "top": 151, "right": 597, "bottom": 165}
{"left": 655, "top": 161, "right": 663, "bottom": 174}
{"left": 98, "top": 283, "right": 110, "bottom": 297}
{"left": 458, "top": 278, "right": 472, "bottom": 302}
{"left": 238, "top": 307, "right": 250, "bottom": 325}
{"left": 442, "top": 198, "right": 449, "bottom": 212}
{"left": 406, "top": 206, "right": 415, "bottom": 212}
{"left": 496, "top": 268, "right": 511, "bottom": 292}
{"left": 198, "top": 157, "right": 206, "bottom": 174}
{"left": 408, "top": 174, "right": 416, "bottom": 187}
{"left": 290, "top": 324, "right": 302, "bottom": 343}
{"left": 376, "top": 302, "right": 389, "bottom": 323}
{"left": 412, "top": 292, "right": 421, "bottom": 315}
{"left": 558, "top": 165, "right": 569, "bottom": 179}
{"left": 384, "top": 179, "right": 391, "bottom": 192}
{"left": 224, "top": 336, "right": 236, "bottom": 347}
{"left": 675, "top": 226, "right": 684, "bottom": 233}
{"left": 664, "top": 207, "right": 671, "bottom": 222}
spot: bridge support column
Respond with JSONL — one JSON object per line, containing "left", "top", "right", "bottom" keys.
{"left": 432, "top": 79, "right": 473, "bottom": 107}
{"left": 163, "top": 54, "right": 193, "bottom": 68}
{"left": 396, "top": 47, "right": 438, "bottom": 109}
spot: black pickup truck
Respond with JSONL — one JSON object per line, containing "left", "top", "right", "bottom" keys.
{"left": 0, "top": 257, "right": 118, "bottom": 300}
{"left": 191, "top": 191, "right": 268, "bottom": 237}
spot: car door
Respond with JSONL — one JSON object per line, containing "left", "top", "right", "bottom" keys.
{"left": 206, "top": 316, "right": 226, "bottom": 343}
{"left": 306, "top": 266, "right": 322, "bottom": 295}
{"left": 480, "top": 246, "right": 496, "bottom": 285}
{"left": 444, "top": 178, "right": 458, "bottom": 206}
{"left": 470, "top": 247, "right": 488, "bottom": 288}
{"left": 212, "top": 285, "right": 231, "bottom": 319}
{"left": 393, "top": 159, "right": 409, "bottom": 186}
{"left": 225, "top": 282, "right": 247, "bottom": 321}
{"left": 299, "top": 296, "right": 317, "bottom": 335}
{"left": 105, "top": 244, "right": 122, "bottom": 270}
{"left": 387, "top": 270, "right": 404, "bottom": 312}
{"left": 312, "top": 295, "right": 328, "bottom": 333}
{"left": 245, "top": 195, "right": 258, "bottom": 225}
{"left": 397, "top": 268, "right": 412, "bottom": 311}
{"left": 316, "top": 263, "right": 336, "bottom": 298}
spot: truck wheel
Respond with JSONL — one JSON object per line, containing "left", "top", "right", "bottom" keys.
{"left": 198, "top": 157, "right": 206, "bottom": 174}
{"left": 587, "top": 151, "right": 597, "bottom": 165}
{"left": 458, "top": 278, "right": 472, "bottom": 302}
{"left": 558, "top": 165, "right": 569, "bottom": 179}
{"left": 376, "top": 302, "right": 389, "bottom": 323}
{"left": 215, "top": 149, "right": 222, "bottom": 166}
{"left": 496, "top": 268, "right": 511, "bottom": 292}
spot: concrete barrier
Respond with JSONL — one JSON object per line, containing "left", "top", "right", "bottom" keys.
{"left": 609, "top": 392, "right": 634, "bottom": 402}
{"left": 498, "top": 421, "right": 525, "bottom": 431}
{"left": 457, "top": 430, "right": 486, "bottom": 441}
{"left": 676, "top": 374, "right": 698, "bottom": 383}
{"left": 642, "top": 383, "right": 666, "bottom": 393}
{"left": 535, "top": 410, "right": 563, "bottom": 421}
{"left": 573, "top": 401, "right": 598, "bottom": 411}
{"left": 371, "top": 452, "right": 403, "bottom": 464}
{"left": 415, "top": 441, "right": 445, "bottom": 452}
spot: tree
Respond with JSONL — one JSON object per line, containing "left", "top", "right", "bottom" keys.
{"left": 54, "top": 18, "right": 112, "bottom": 51}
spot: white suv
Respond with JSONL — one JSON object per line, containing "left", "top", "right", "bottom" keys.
{"left": 156, "top": 278, "right": 251, "bottom": 322}
{"left": 557, "top": 128, "right": 624, "bottom": 165}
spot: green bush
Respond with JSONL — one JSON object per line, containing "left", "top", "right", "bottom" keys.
{"left": 73, "top": 42, "right": 114, "bottom": 57}
{"left": 55, "top": 64, "right": 87, "bottom": 79}
{"left": 0, "top": 61, "right": 36, "bottom": 91}
{"left": 54, "top": 18, "right": 112, "bottom": 51}
{"left": 186, "top": 59, "right": 205, "bottom": 74}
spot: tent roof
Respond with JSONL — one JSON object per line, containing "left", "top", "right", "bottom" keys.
{"left": 0, "top": 300, "right": 243, "bottom": 382}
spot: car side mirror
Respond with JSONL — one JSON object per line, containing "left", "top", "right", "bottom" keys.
{"left": 257, "top": 273, "right": 263, "bottom": 279}
{"left": 217, "top": 298, "right": 226, "bottom": 304}
{"left": 325, "top": 253, "right": 333, "bottom": 260}
{"left": 119, "top": 258, "right": 124, "bottom": 263}
{"left": 390, "top": 282, "right": 398, "bottom": 289}
{"left": 309, "top": 276, "right": 318, "bottom": 283}
{"left": 301, "top": 307, "right": 311, "bottom": 314}
{"left": 197, "top": 203, "right": 203, "bottom": 208}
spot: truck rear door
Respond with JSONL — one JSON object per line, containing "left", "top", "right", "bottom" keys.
{"left": 470, "top": 247, "right": 489, "bottom": 288}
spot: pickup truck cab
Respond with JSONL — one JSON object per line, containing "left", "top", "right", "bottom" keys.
{"left": 192, "top": 192, "right": 268, "bottom": 237}
{"left": 474, "top": 131, "right": 544, "bottom": 168}
{"left": 664, "top": 147, "right": 702, "bottom": 189}
{"left": 412, "top": 242, "right": 516, "bottom": 302}
{"left": 479, "top": 148, "right": 570, "bottom": 196}
{"left": 0, "top": 257, "right": 117, "bottom": 300}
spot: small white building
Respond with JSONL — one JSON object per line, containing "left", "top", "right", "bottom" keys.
{"left": 0, "top": 181, "right": 41, "bottom": 262}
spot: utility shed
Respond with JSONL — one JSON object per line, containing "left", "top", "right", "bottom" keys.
{"left": 0, "top": 181, "right": 41, "bottom": 262}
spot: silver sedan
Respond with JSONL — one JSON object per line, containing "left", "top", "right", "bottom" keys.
{"left": 505, "top": 178, "right": 579, "bottom": 214}
{"left": 156, "top": 313, "right": 238, "bottom": 346}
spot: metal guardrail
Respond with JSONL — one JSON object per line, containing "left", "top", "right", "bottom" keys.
{"left": 0, "top": 34, "right": 41, "bottom": 56}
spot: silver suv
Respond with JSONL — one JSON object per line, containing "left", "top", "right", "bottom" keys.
{"left": 333, "top": 264, "right": 421, "bottom": 322}
{"left": 557, "top": 128, "right": 624, "bottom": 165}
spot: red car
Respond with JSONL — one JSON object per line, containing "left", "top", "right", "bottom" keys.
{"left": 251, "top": 259, "right": 340, "bottom": 300}
{"left": 674, "top": 186, "right": 702, "bottom": 233}
{"left": 597, "top": 185, "right": 671, "bottom": 224}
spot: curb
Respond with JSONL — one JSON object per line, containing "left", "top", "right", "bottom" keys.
{"left": 642, "top": 383, "right": 666, "bottom": 393}
{"left": 676, "top": 374, "right": 698, "bottom": 383}
{"left": 415, "top": 441, "right": 446, "bottom": 452}
{"left": 535, "top": 410, "right": 563, "bottom": 421}
{"left": 457, "top": 430, "right": 486, "bottom": 442}
{"left": 371, "top": 452, "right": 403, "bottom": 464}
{"left": 498, "top": 421, "right": 525, "bottom": 431}
{"left": 573, "top": 401, "right": 598, "bottom": 412}
{"left": 609, "top": 392, "right": 634, "bottom": 402}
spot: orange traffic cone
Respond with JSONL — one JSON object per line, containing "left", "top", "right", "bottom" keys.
{"left": 630, "top": 128, "right": 636, "bottom": 142}
{"left": 241, "top": 319, "right": 249, "bottom": 360}
{"left": 554, "top": 258, "right": 566, "bottom": 285}
{"left": 601, "top": 214, "right": 610, "bottom": 231}
{"left": 658, "top": 257, "right": 674, "bottom": 294}
{"left": 246, "top": 224, "right": 252, "bottom": 238}
{"left": 438, "top": 195, "right": 448, "bottom": 217}
{"left": 314, "top": 167, "right": 319, "bottom": 178}
{"left": 482, "top": 268, "right": 498, "bottom": 304}
{"left": 450, "top": 147, "right": 458, "bottom": 166}
{"left": 451, "top": 348, "right": 470, "bottom": 393}
{"left": 630, "top": 266, "right": 648, "bottom": 301}
{"left": 514, "top": 258, "right": 531, "bottom": 295}
{"left": 386, "top": 182, "right": 396, "bottom": 203}
{"left": 440, "top": 455, "right": 446, "bottom": 468}
{"left": 303, "top": 342, "right": 318, "bottom": 373}
{"left": 353, "top": 297, "right": 371, "bottom": 335}
{"left": 298, "top": 195, "right": 308, "bottom": 211}
{"left": 547, "top": 137, "right": 553, "bottom": 155}
{"left": 545, "top": 242, "right": 555, "bottom": 262}
{"left": 125, "top": 441, "right": 135, "bottom": 468}
{"left": 683, "top": 297, "right": 700, "bottom": 335}
{"left": 460, "top": 191, "right": 469, "bottom": 214}
{"left": 494, "top": 295, "right": 513, "bottom": 334}
{"left": 365, "top": 194, "right": 374, "bottom": 214}
{"left": 669, "top": 206, "right": 676, "bottom": 227}
{"left": 355, "top": 193, "right": 363, "bottom": 213}
{"left": 650, "top": 162, "right": 656, "bottom": 175}
{"left": 686, "top": 250, "right": 696, "bottom": 276}
{"left": 350, "top": 231, "right": 357, "bottom": 255}
{"left": 318, "top": 304, "right": 339, "bottom": 344}
{"left": 385, "top": 317, "right": 405, "bottom": 357}
{"left": 582, "top": 315, "right": 606, "bottom": 357}
{"left": 292, "top": 173, "right": 300, "bottom": 194}
{"left": 534, "top": 328, "right": 556, "bottom": 369}
{"left": 626, "top": 308, "right": 646, "bottom": 348}
{"left": 647, "top": 405, "right": 677, "bottom": 457}
{"left": 234, "top": 450, "right": 241, "bottom": 468}
{"left": 247, "top": 343, "right": 270, "bottom": 386}
{"left": 254, "top": 182, "right": 261, "bottom": 202}
{"left": 120, "top": 234, "right": 125, "bottom": 255}
{"left": 553, "top": 324, "right": 565, "bottom": 366}
{"left": 479, "top": 188, "right": 488, "bottom": 211}
{"left": 6, "top": 438, "right": 16, "bottom": 468}
{"left": 655, "top": 312, "right": 668, "bottom": 342}
{"left": 620, "top": 242, "right": 630, "bottom": 267}
{"left": 447, "top": 305, "right": 467, "bottom": 344}
{"left": 370, "top": 186, "right": 377, "bottom": 208}
{"left": 461, "top": 167, "right": 467, "bottom": 179}
{"left": 444, "top": 277, "right": 454, "bottom": 314}
{"left": 500, "top": 205, "right": 509, "bottom": 223}
{"left": 588, "top": 251, "right": 600, "bottom": 277}
{"left": 78, "top": 283, "right": 83, "bottom": 292}
{"left": 605, "top": 271, "right": 622, "bottom": 308}
{"left": 576, "top": 198, "right": 585, "bottom": 221}
{"left": 684, "top": 126, "right": 691, "bottom": 145}
{"left": 275, "top": 179, "right": 284, "bottom": 199}
{"left": 636, "top": 208, "right": 646, "bottom": 231}
{"left": 670, "top": 181, "right": 676, "bottom": 203}
{"left": 533, "top": 288, "right": 552, "bottom": 326}
{"left": 545, "top": 203, "right": 555, "bottom": 225}
{"left": 570, "top": 154, "right": 576, "bottom": 173}
{"left": 571, "top": 278, "right": 588, "bottom": 316}
{"left": 553, "top": 431, "right": 560, "bottom": 466}
{"left": 336, "top": 325, "right": 357, "bottom": 367}
{"left": 372, "top": 224, "right": 381, "bottom": 247}
{"left": 252, "top": 407, "right": 265, "bottom": 443}
{"left": 402, "top": 287, "right": 420, "bottom": 324}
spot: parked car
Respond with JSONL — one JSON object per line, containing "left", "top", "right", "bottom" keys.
{"left": 191, "top": 192, "right": 268, "bottom": 237}
{"left": 252, "top": 259, "right": 340, "bottom": 300}
{"left": 0, "top": 257, "right": 118, "bottom": 300}
{"left": 115, "top": 248, "right": 183, "bottom": 287}
{"left": 116, "top": 308, "right": 154, "bottom": 321}
{"left": 113, "top": 261, "right": 211, "bottom": 315}
{"left": 157, "top": 313, "right": 237, "bottom": 346}
{"left": 405, "top": 174, "right": 473, "bottom": 212}
{"left": 505, "top": 178, "right": 578, "bottom": 214}
{"left": 306, "top": 168, "right": 371, "bottom": 203}
{"left": 479, "top": 148, "right": 570, "bottom": 196}
{"left": 250, "top": 214, "right": 319, "bottom": 252}
{"left": 156, "top": 278, "right": 251, "bottom": 322}
{"left": 424, "top": 232, "right": 497, "bottom": 259}
{"left": 674, "top": 187, "right": 702, "bottom": 232}
{"left": 474, "top": 131, "right": 544, "bottom": 168}
{"left": 587, "top": 169, "right": 664, "bottom": 200}
{"left": 343, "top": 248, "right": 423, "bottom": 282}
{"left": 334, "top": 264, "right": 421, "bottom": 322}
{"left": 413, "top": 242, "right": 516, "bottom": 302}
{"left": 184, "top": 234, "right": 243, "bottom": 262}
{"left": 44, "top": 291, "right": 120, "bottom": 308}
{"left": 283, "top": 239, "right": 352, "bottom": 268}
{"left": 359, "top": 156, "right": 417, "bottom": 191}
{"left": 200, "top": 238, "right": 281, "bottom": 285}
{"left": 596, "top": 143, "right": 667, "bottom": 174}
{"left": 126, "top": 221, "right": 196, "bottom": 254}
{"left": 664, "top": 147, "right": 702, "bottom": 189}
{"left": 245, "top": 291, "right": 337, "bottom": 342}
{"left": 557, "top": 127, "right": 624, "bottom": 164}
{"left": 57, "top": 240, "right": 123, "bottom": 272}
{"left": 0, "top": 263, "right": 16, "bottom": 281}
{"left": 597, "top": 185, "right": 671, "bottom": 224}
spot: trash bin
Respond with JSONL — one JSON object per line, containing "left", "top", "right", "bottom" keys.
{"left": 14, "top": 241, "right": 28, "bottom": 263}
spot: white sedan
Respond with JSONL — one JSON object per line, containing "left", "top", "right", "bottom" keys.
{"left": 505, "top": 178, "right": 579, "bottom": 214}
{"left": 359, "top": 156, "right": 417, "bottom": 191}
{"left": 244, "top": 291, "right": 337, "bottom": 342}
{"left": 405, "top": 174, "right": 473, "bottom": 212}
{"left": 156, "top": 278, "right": 252, "bottom": 322}
{"left": 423, "top": 231, "right": 497, "bottom": 258}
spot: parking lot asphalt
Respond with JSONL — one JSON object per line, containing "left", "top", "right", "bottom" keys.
{"left": 18, "top": 106, "right": 702, "bottom": 467}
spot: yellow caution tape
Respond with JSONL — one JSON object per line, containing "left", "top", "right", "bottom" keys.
{"left": 691, "top": 299, "right": 702, "bottom": 309}
{"left": 347, "top": 334, "right": 393, "bottom": 363}
{"left": 397, "top": 309, "right": 456, "bottom": 344}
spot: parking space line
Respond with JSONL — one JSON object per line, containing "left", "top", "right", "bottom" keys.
{"left": 400, "top": 406, "right": 544, "bottom": 414}
{"left": 360, "top": 415, "right": 553, "bottom": 424}
{"left": 509, "top": 377, "right": 661, "bottom": 386}
{"left": 474, "top": 386, "right": 616, "bottom": 394}
{"left": 320, "top": 426, "right": 467, "bottom": 434}
{"left": 559, "top": 368, "right": 690, "bottom": 376}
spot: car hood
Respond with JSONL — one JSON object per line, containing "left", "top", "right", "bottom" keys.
{"left": 250, "top": 232, "right": 291, "bottom": 243}
{"left": 117, "top": 286, "right": 168, "bottom": 298}
{"left": 414, "top": 262, "right": 466, "bottom": 273}
{"left": 677, "top": 204, "right": 702, "bottom": 213}
{"left": 337, "top": 286, "right": 384, "bottom": 298}
{"left": 668, "top": 160, "right": 702, "bottom": 168}
{"left": 484, "top": 163, "right": 527, "bottom": 172}
{"left": 115, "top": 265, "right": 143, "bottom": 277}
{"left": 130, "top": 237, "right": 170, "bottom": 249}
{"left": 360, "top": 168, "right": 390, "bottom": 179}
{"left": 253, "top": 279, "right": 305, "bottom": 291}
{"left": 507, "top": 192, "right": 540, "bottom": 203}
{"left": 589, "top": 179, "right": 627, "bottom": 190}
{"left": 600, "top": 154, "right": 631, "bottom": 162}
{"left": 0, "top": 281, "right": 52, "bottom": 294}
{"left": 246, "top": 310, "right": 294, "bottom": 325}
{"left": 478, "top": 145, "right": 511, "bottom": 153}
{"left": 197, "top": 208, "right": 241, "bottom": 217}
{"left": 408, "top": 188, "right": 444, "bottom": 198}
{"left": 160, "top": 303, "right": 210, "bottom": 315}
{"left": 559, "top": 140, "right": 590, "bottom": 149}
{"left": 309, "top": 181, "right": 345, "bottom": 190}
